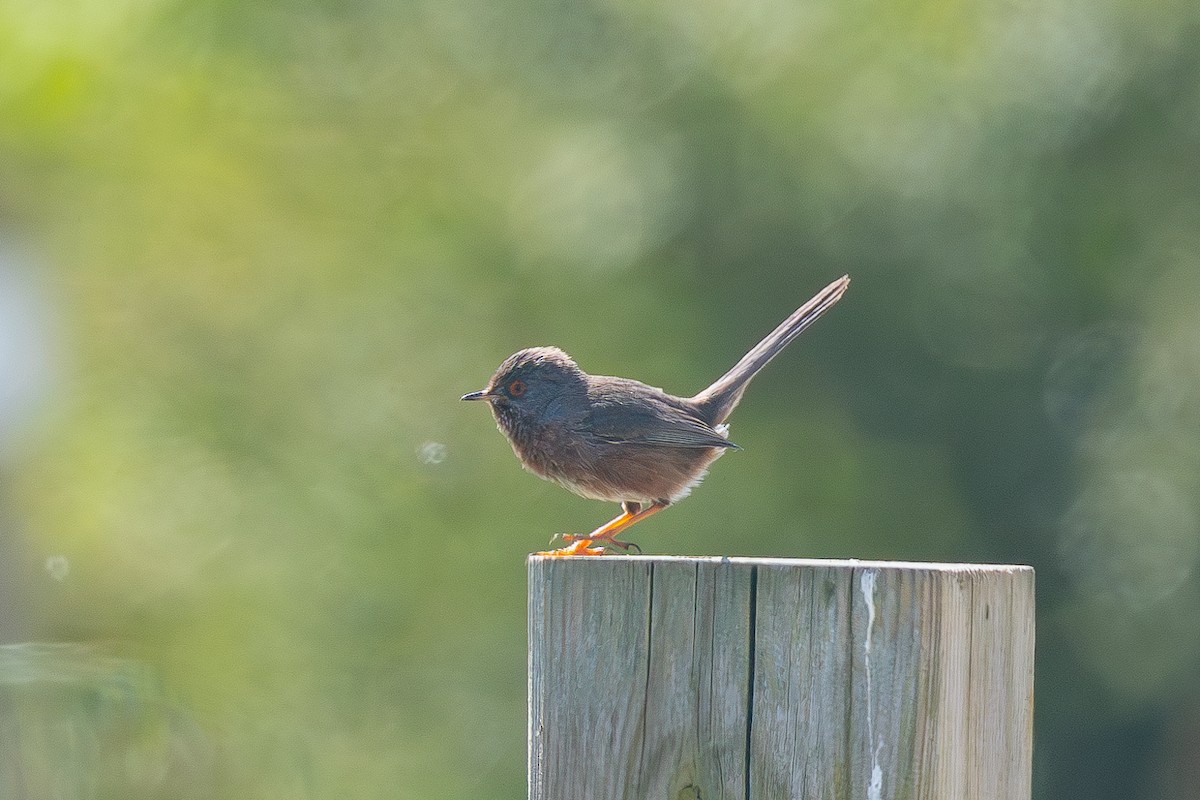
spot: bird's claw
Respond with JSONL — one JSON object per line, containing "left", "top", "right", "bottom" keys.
{"left": 560, "top": 533, "right": 641, "bottom": 554}
{"left": 536, "top": 537, "right": 606, "bottom": 557}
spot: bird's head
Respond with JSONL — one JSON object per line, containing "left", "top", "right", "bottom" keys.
{"left": 461, "top": 347, "right": 587, "bottom": 424}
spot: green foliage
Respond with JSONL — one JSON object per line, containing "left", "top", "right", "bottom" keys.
{"left": 2, "top": 0, "right": 1199, "bottom": 797}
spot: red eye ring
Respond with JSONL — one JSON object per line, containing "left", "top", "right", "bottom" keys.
{"left": 508, "top": 379, "right": 527, "bottom": 397}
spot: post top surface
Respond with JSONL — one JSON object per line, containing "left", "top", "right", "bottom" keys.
{"left": 527, "top": 554, "right": 1033, "bottom": 574}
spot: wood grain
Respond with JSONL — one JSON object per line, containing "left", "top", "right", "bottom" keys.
{"left": 528, "top": 556, "right": 1034, "bottom": 800}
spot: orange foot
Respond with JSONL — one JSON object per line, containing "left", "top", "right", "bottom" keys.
{"left": 535, "top": 538, "right": 606, "bottom": 557}
{"left": 562, "top": 534, "right": 640, "bottom": 554}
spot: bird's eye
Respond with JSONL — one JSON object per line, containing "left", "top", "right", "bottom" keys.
{"left": 508, "top": 379, "right": 527, "bottom": 397}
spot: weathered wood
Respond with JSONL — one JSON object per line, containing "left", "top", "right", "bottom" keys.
{"left": 528, "top": 556, "right": 1034, "bottom": 800}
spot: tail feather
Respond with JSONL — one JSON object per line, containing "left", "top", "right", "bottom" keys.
{"left": 691, "top": 275, "right": 849, "bottom": 425}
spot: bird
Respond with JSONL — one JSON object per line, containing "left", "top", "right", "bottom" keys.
{"left": 461, "top": 275, "right": 850, "bottom": 555}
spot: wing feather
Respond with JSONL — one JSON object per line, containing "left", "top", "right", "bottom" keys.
{"left": 583, "top": 379, "right": 740, "bottom": 450}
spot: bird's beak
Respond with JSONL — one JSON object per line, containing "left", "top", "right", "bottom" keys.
{"left": 461, "top": 389, "right": 493, "bottom": 401}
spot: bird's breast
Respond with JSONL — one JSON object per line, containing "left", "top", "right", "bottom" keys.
{"left": 497, "top": 406, "right": 727, "bottom": 504}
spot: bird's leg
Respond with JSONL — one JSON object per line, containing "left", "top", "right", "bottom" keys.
{"left": 544, "top": 502, "right": 634, "bottom": 552}
{"left": 552, "top": 501, "right": 667, "bottom": 555}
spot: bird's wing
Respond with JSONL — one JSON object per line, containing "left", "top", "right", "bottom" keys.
{"left": 584, "top": 384, "right": 740, "bottom": 449}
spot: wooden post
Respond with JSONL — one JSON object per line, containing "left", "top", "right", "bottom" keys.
{"left": 528, "top": 556, "right": 1034, "bottom": 800}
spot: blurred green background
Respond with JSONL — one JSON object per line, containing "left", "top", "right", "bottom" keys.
{"left": 1, "top": 0, "right": 1199, "bottom": 797}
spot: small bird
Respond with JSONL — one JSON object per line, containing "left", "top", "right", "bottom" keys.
{"left": 462, "top": 275, "right": 850, "bottom": 555}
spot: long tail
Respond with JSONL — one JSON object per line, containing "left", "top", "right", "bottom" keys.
{"left": 691, "top": 275, "right": 849, "bottom": 425}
